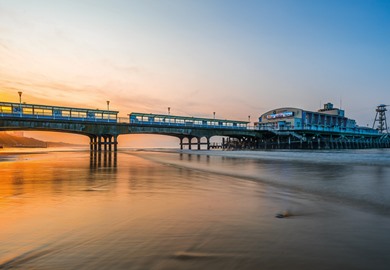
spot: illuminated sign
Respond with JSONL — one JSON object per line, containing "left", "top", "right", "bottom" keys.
{"left": 266, "top": 111, "right": 294, "bottom": 120}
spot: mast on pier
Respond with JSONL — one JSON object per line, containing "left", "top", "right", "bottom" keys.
{"left": 372, "top": 104, "right": 389, "bottom": 133}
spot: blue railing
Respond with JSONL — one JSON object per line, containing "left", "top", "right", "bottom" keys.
{"left": 0, "top": 112, "right": 118, "bottom": 123}
{"left": 255, "top": 125, "right": 379, "bottom": 135}
{"left": 128, "top": 112, "right": 249, "bottom": 130}
{"left": 129, "top": 119, "right": 249, "bottom": 130}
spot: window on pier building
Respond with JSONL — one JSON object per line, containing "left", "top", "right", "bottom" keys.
{"left": 34, "top": 108, "right": 53, "bottom": 116}
{"left": 93, "top": 112, "right": 103, "bottom": 119}
{"left": 103, "top": 113, "right": 117, "bottom": 120}
{"left": 0, "top": 105, "right": 12, "bottom": 113}
{"left": 22, "top": 107, "right": 33, "bottom": 115}
{"left": 72, "top": 111, "right": 87, "bottom": 118}
{"left": 61, "top": 110, "right": 71, "bottom": 117}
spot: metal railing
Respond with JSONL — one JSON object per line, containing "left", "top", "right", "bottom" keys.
{"left": 254, "top": 125, "right": 379, "bottom": 135}
{"left": 0, "top": 112, "right": 117, "bottom": 123}
{"left": 127, "top": 119, "right": 249, "bottom": 130}
{"left": 0, "top": 102, "right": 118, "bottom": 123}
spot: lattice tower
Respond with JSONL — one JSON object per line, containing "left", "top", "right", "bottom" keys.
{"left": 372, "top": 104, "right": 388, "bottom": 133}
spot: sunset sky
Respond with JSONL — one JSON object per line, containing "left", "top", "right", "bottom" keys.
{"left": 0, "top": 0, "right": 389, "bottom": 146}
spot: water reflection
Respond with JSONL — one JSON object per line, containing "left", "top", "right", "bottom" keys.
{"left": 12, "top": 172, "right": 24, "bottom": 197}
{"left": 179, "top": 153, "right": 210, "bottom": 163}
{"left": 89, "top": 151, "right": 117, "bottom": 169}
{"left": 0, "top": 151, "right": 119, "bottom": 201}
{"left": 143, "top": 151, "right": 390, "bottom": 211}
{"left": 1, "top": 150, "right": 390, "bottom": 270}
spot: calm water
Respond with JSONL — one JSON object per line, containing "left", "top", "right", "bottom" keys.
{"left": 0, "top": 148, "right": 390, "bottom": 269}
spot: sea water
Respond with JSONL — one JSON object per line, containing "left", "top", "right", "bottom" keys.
{"left": 0, "top": 148, "right": 389, "bottom": 269}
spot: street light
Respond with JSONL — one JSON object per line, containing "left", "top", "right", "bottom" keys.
{"left": 17, "top": 91, "right": 23, "bottom": 116}
{"left": 248, "top": 115, "right": 251, "bottom": 122}
{"left": 213, "top": 112, "right": 216, "bottom": 119}
{"left": 106, "top": 100, "right": 110, "bottom": 111}
{"left": 18, "top": 91, "right": 22, "bottom": 104}
{"left": 168, "top": 107, "right": 171, "bottom": 115}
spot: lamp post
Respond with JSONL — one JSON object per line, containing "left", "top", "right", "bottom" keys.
{"left": 168, "top": 107, "right": 171, "bottom": 115}
{"left": 248, "top": 115, "right": 251, "bottom": 122}
{"left": 106, "top": 100, "right": 110, "bottom": 111}
{"left": 18, "top": 91, "right": 22, "bottom": 104}
{"left": 17, "top": 91, "right": 23, "bottom": 116}
{"left": 213, "top": 112, "right": 216, "bottom": 119}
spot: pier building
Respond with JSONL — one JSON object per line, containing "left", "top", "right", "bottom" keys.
{"left": 255, "top": 102, "right": 373, "bottom": 134}
{"left": 238, "top": 102, "right": 387, "bottom": 150}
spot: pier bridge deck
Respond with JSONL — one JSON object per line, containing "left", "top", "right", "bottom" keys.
{"left": 1, "top": 101, "right": 388, "bottom": 150}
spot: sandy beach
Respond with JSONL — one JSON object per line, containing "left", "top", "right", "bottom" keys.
{"left": 1, "top": 148, "right": 390, "bottom": 269}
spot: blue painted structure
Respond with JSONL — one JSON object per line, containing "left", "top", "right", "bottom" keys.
{"left": 0, "top": 101, "right": 388, "bottom": 150}
{"left": 0, "top": 101, "right": 252, "bottom": 151}
{"left": 256, "top": 103, "right": 380, "bottom": 136}
{"left": 129, "top": 112, "right": 248, "bottom": 129}
{"left": 0, "top": 102, "right": 118, "bottom": 123}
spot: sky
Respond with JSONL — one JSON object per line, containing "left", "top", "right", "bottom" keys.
{"left": 0, "top": 0, "right": 389, "bottom": 146}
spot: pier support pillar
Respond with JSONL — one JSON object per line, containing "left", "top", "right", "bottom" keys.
{"left": 179, "top": 137, "right": 183, "bottom": 150}
{"left": 89, "top": 135, "right": 117, "bottom": 152}
{"left": 103, "top": 136, "right": 108, "bottom": 151}
{"left": 108, "top": 136, "right": 112, "bottom": 152}
{"left": 330, "top": 135, "right": 334, "bottom": 149}
{"left": 93, "top": 136, "right": 98, "bottom": 151}
{"left": 114, "top": 135, "right": 118, "bottom": 152}
{"left": 89, "top": 136, "right": 95, "bottom": 151}
{"left": 97, "top": 136, "right": 102, "bottom": 151}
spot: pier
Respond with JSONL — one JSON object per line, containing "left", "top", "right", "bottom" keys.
{"left": 0, "top": 101, "right": 389, "bottom": 151}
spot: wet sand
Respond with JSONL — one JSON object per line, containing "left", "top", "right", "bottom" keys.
{"left": 1, "top": 149, "right": 389, "bottom": 269}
